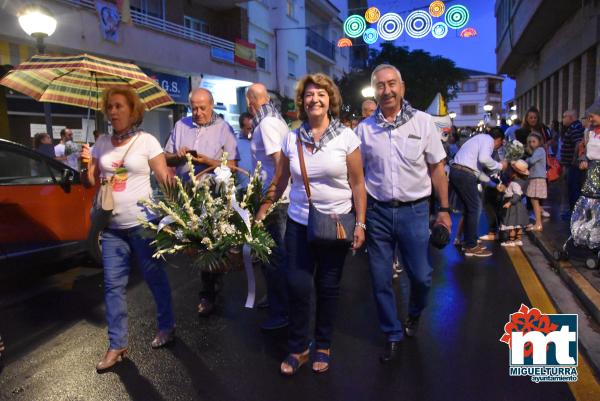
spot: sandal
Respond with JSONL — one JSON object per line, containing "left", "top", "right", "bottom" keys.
{"left": 312, "top": 350, "right": 330, "bottom": 373}
{"left": 280, "top": 350, "right": 309, "bottom": 376}
{"left": 526, "top": 225, "right": 543, "bottom": 232}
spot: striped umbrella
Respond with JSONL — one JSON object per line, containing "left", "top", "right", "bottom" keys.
{"left": 0, "top": 53, "right": 174, "bottom": 110}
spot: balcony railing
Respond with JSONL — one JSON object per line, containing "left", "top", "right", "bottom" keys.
{"left": 56, "top": 0, "right": 235, "bottom": 51}
{"left": 306, "top": 29, "right": 335, "bottom": 61}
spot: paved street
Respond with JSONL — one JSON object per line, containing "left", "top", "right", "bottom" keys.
{"left": 0, "top": 234, "right": 588, "bottom": 401}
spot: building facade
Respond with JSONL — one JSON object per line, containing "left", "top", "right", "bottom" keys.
{"left": 496, "top": 0, "right": 600, "bottom": 124}
{"left": 246, "top": 0, "right": 351, "bottom": 109}
{"left": 446, "top": 68, "right": 504, "bottom": 128}
{"left": 0, "top": 0, "right": 351, "bottom": 146}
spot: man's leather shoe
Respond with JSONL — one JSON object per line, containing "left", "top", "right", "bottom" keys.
{"left": 96, "top": 348, "right": 127, "bottom": 372}
{"left": 197, "top": 297, "right": 215, "bottom": 317}
{"left": 379, "top": 341, "right": 401, "bottom": 363}
{"left": 404, "top": 315, "right": 420, "bottom": 337}
{"left": 151, "top": 329, "right": 175, "bottom": 349}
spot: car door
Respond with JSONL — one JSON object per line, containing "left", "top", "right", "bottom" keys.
{"left": 0, "top": 143, "right": 92, "bottom": 266}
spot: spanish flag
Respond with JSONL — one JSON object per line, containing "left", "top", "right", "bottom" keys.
{"left": 235, "top": 39, "right": 256, "bottom": 69}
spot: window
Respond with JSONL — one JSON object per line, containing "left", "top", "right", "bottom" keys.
{"left": 488, "top": 80, "right": 502, "bottom": 94}
{"left": 462, "top": 81, "right": 478, "bottom": 92}
{"left": 184, "top": 16, "right": 209, "bottom": 36}
{"left": 287, "top": 52, "right": 297, "bottom": 78}
{"left": 287, "top": 0, "right": 295, "bottom": 18}
{"left": 256, "top": 41, "right": 268, "bottom": 71}
{"left": 0, "top": 149, "right": 55, "bottom": 185}
{"left": 461, "top": 104, "right": 478, "bottom": 115}
{"left": 130, "top": 0, "right": 164, "bottom": 19}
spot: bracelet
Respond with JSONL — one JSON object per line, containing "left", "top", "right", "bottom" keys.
{"left": 355, "top": 222, "right": 367, "bottom": 230}
{"left": 80, "top": 168, "right": 88, "bottom": 175}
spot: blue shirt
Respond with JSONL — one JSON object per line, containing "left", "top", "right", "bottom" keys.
{"left": 526, "top": 147, "right": 547, "bottom": 178}
{"left": 236, "top": 135, "right": 252, "bottom": 189}
{"left": 165, "top": 116, "right": 238, "bottom": 178}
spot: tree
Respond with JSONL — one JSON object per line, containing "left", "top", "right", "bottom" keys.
{"left": 336, "top": 43, "right": 468, "bottom": 117}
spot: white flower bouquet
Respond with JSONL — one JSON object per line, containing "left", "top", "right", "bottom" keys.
{"left": 504, "top": 139, "right": 525, "bottom": 161}
{"left": 140, "top": 153, "right": 277, "bottom": 273}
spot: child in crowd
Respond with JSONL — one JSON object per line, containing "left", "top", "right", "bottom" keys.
{"left": 499, "top": 160, "right": 530, "bottom": 247}
{"left": 525, "top": 133, "right": 547, "bottom": 231}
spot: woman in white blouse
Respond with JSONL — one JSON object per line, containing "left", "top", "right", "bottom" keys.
{"left": 257, "top": 73, "right": 366, "bottom": 375}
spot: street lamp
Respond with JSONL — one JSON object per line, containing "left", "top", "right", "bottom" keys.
{"left": 361, "top": 86, "right": 375, "bottom": 98}
{"left": 18, "top": 4, "right": 57, "bottom": 137}
{"left": 448, "top": 111, "right": 457, "bottom": 120}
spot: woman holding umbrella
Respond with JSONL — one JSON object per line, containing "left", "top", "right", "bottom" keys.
{"left": 80, "top": 87, "right": 175, "bottom": 372}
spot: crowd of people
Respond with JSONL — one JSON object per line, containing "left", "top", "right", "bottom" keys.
{"left": 23, "top": 63, "right": 600, "bottom": 377}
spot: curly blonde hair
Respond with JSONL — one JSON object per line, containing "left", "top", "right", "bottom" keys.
{"left": 295, "top": 73, "right": 342, "bottom": 122}
{"left": 101, "top": 87, "right": 146, "bottom": 127}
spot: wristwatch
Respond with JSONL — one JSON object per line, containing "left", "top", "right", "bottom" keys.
{"left": 438, "top": 207, "right": 452, "bottom": 213}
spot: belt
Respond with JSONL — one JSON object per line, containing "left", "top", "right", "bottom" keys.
{"left": 451, "top": 164, "right": 478, "bottom": 174}
{"left": 368, "top": 195, "right": 429, "bottom": 208}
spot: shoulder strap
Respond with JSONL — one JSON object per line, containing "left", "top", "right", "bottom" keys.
{"left": 120, "top": 132, "right": 142, "bottom": 163}
{"left": 296, "top": 136, "right": 312, "bottom": 202}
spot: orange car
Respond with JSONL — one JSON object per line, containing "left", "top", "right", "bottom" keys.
{"left": 0, "top": 138, "right": 101, "bottom": 272}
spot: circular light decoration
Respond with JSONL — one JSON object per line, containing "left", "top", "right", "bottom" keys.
{"left": 377, "top": 13, "right": 404, "bottom": 41}
{"left": 365, "top": 7, "right": 381, "bottom": 23}
{"left": 445, "top": 4, "right": 470, "bottom": 29}
{"left": 429, "top": 1, "right": 445, "bottom": 18}
{"left": 337, "top": 38, "right": 353, "bottom": 47}
{"left": 405, "top": 10, "right": 432, "bottom": 39}
{"left": 460, "top": 27, "right": 478, "bottom": 38}
{"left": 343, "top": 15, "right": 367, "bottom": 38}
{"left": 431, "top": 22, "right": 448, "bottom": 39}
{"left": 363, "top": 28, "right": 379, "bottom": 45}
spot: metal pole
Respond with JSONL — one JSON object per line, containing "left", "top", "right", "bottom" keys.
{"left": 36, "top": 35, "right": 53, "bottom": 138}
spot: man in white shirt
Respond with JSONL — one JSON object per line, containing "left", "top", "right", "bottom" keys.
{"left": 246, "top": 83, "right": 290, "bottom": 331}
{"left": 54, "top": 128, "right": 80, "bottom": 170}
{"left": 450, "top": 130, "right": 507, "bottom": 256}
{"left": 355, "top": 64, "right": 450, "bottom": 363}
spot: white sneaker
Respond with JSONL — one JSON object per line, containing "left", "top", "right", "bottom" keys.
{"left": 501, "top": 241, "right": 515, "bottom": 247}
{"left": 542, "top": 210, "right": 550, "bottom": 218}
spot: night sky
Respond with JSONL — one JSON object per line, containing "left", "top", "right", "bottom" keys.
{"left": 359, "top": 0, "right": 516, "bottom": 103}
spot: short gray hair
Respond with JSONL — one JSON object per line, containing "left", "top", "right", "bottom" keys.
{"left": 371, "top": 64, "right": 403, "bottom": 88}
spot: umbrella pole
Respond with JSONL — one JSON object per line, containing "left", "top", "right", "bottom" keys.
{"left": 84, "top": 71, "right": 96, "bottom": 144}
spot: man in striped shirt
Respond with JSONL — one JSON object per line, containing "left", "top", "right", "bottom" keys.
{"left": 560, "top": 109, "right": 585, "bottom": 214}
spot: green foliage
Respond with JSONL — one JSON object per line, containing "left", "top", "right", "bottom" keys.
{"left": 336, "top": 43, "right": 468, "bottom": 116}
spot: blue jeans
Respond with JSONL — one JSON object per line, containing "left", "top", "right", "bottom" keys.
{"left": 366, "top": 198, "right": 432, "bottom": 342}
{"left": 284, "top": 218, "right": 348, "bottom": 353}
{"left": 263, "top": 203, "right": 289, "bottom": 320}
{"left": 102, "top": 225, "right": 174, "bottom": 350}
{"left": 449, "top": 168, "right": 481, "bottom": 248}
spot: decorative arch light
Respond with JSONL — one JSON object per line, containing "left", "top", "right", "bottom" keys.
{"left": 365, "top": 7, "right": 381, "bottom": 24}
{"left": 343, "top": 15, "right": 367, "bottom": 38}
{"left": 460, "top": 27, "right": 478, "bottom": 38}
{"left": 445, "top": 4, "right": 470, "bottom": 29}
{"left": 405, "top": 10, "right": 432, "bottom": 39}
{"left": 363, "top": 28, "right": 379, "bottom": 45}
{"left": 431, "top": 22, "right": 448, "bottom": 39}
{"left": 337, "top": 38, "right": 353, "bottom": 47}
{"left": 377, "top": 12, "right": 404, "bottom": 41}
{"left": 428, "top": 1, "right": 445, "bottom": 18}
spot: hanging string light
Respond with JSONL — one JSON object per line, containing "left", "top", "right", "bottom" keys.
{"left": 337, "top": 38, "right": 353, "bottom": 47}
{"left": 405, "top": 10, "right": 432, "bottom": 39}
{"left": 363, "top": 28, "right": 379, "bottom": 45}
{"left": 445, "top": 4, "right": 470, "bottom": 29}
{"left": 460, "top": 27, "right": 478, "bottom": 38}
{"left": 343, "top": 14, "right": 367, "bottom": 38}
{"left": 431, "top": 22, "right": 449, "bottom": 39}
{"left": 428, "top": 1, "right": 445, "bottom": 18}
{"left": 377, "top": 12, "right": 404, "bottom": 41}
{"left": 365, "top": 7, "right": 381, "bottom": 23}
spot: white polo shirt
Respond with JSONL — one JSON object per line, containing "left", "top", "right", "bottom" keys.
{"left": 356, "top": 109, "right": 446, "bottom": 202}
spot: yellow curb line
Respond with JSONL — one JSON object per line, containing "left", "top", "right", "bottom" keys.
{"left": 505, "top": 246, "right": 600, "bottom": 400}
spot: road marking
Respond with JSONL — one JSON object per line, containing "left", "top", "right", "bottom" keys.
{"left": 505, "top": 246, "right": 600, "bottom": 400}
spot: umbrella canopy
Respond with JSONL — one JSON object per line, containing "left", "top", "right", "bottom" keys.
{"left": 0, "top": 53, "right": 174, "bottom": 110}
{"left": 425, "top": 92, "right": 448, "bottom": 117}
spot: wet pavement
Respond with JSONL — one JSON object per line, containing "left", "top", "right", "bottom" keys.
{"left": 0, "top": 232, "right": 586, "bottom": 401}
